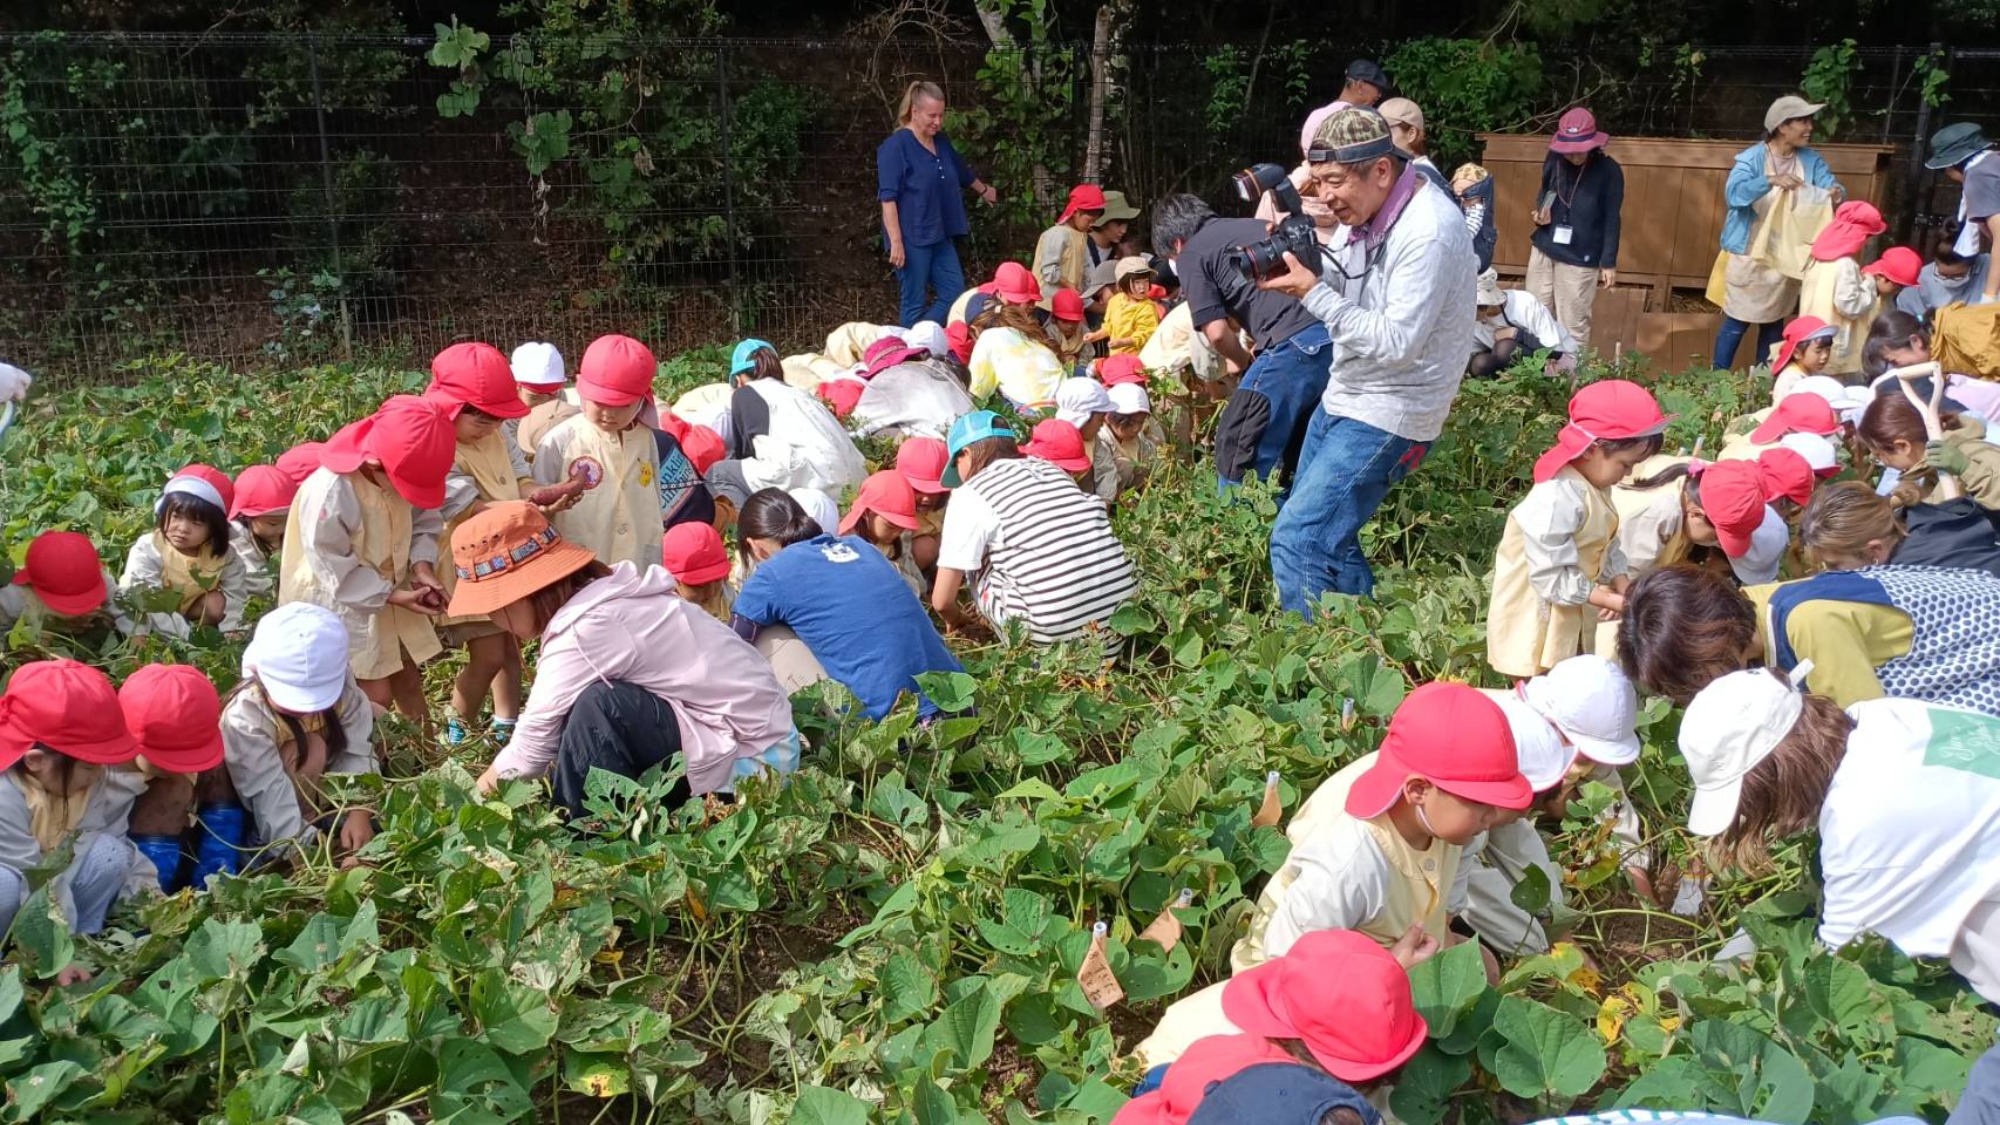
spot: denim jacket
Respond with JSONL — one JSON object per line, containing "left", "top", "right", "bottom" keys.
{"left": 1719, "top": 142, "right": 1840, "bottom": 255}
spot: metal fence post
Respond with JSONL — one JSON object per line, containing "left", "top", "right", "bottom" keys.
{"left": 1904, "top": 43, "right": 1944, "bottom": 245}
{"left": 306, "top": 33, "right": 352, "bottom": 359}
{"left": 717, "top": 42, "right": 741, "bottom": 337}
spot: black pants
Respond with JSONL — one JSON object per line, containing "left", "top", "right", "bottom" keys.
{"left": 551, "top": 680, "right": 688, "bottom": 817}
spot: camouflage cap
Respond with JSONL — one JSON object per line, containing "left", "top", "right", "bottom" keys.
{"left": 1309, "top": 107, "right": 1397, "bottom": 164}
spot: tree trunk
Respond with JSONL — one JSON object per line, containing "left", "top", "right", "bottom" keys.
{"left": 1082, "top": 5, "right": 1112, "bottom": 183}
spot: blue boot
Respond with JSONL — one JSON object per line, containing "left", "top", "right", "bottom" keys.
{"left": 191, "top": 803, "right": 247, "bottom": 886}
{"left": 132, "top": 834, "right": 186, "bottom": 892}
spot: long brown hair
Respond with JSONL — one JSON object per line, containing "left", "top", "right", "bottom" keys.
{"left": 1616, "top": 564, "right": 1758, "bottom": 705}
{"left": 1799, "top": 480, "right": 1906, "bottom": 570}
{"left": 972, "top": 299, "right": 1051, "bottom": 343}
{"left": 1858, "top": 394, "right": 1963, "bottom": 503}
{"left": 517, "top": 560, "right": 614, "bottom": 635}
{"left": 1711, "top": 692, "right": 1853, "bottom": 874}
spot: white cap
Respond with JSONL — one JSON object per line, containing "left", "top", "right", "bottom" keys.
{"left": 155, "top": 474, "right": 226, "bottom": 517}
{"left": 1778, "top": 432, "right": 1839, "bottom": 474}
{"left": 1055, "top": 377, "right": 1116, "bottom": 428}
{"left": 789, "top": 488, "right": 840, "bottom": 537}
{"left": 1475, "top": 268, "right": 1505, "bottom": 307}
{"left": 1523, "top": 655, "right": 1643, "bottom": 766}
{"left": 511, "top": 341, "right": 566, "bottom": 387}
{"left": 1108, "top": 382, "right": 1152, "bottom": 415}
{"left": 1784, "top": 375, "right": 1847, "bottom": 407}
{"left": 242, "top": 603, "right": 352, "bottom": 713}
{"left": 1679, "top": 664, "right": 1812, "bottom": 836}
{"left": 1494, "top": 695, "right": 1579, "bottom": 793}
{"left": 904, "top": 321, "right": 949, "bottom": 359}
{"left": 0, "top": 362, "right": 32, "bottom": 403}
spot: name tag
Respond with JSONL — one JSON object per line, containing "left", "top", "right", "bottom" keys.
{"left": 1552, "top": 225, "right": 1575, "bottom": 246}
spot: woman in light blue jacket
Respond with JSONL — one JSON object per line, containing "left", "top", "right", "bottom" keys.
{"left": 1712, "top": 96, "right": 1845, "bottom": 371}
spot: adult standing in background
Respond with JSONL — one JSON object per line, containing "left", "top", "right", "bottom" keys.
{"left": 1296, "top": 59, "right": 1390, "bottom": 164}
{"left": 1713, "top": 96, "right": 1844, "bottom": 370}
{"left": 878, "top": 81, "right": 998, "bottom": 327}
{"left": 1378, "top": 98, "right": 1451, "bottom": 193}
{"left": 1928, "top": 123, "right": 2000, "bottom": 305}
{"left": 1529, "top": 108, "right": 1623, "bottom": 351}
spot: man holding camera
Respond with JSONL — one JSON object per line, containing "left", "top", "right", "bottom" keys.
{"left": 1256, "top": 107, "right": 1477, "bottom": 613}
{"left": 1150, "top": 196, "right": 1334, "bottom": 491}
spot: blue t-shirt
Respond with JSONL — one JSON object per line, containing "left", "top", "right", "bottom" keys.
{"left": 877, "top": 128, "right": 975, "bottom": 248}
{"left": 733, "top": 535, "right": 963, "bottom": 719}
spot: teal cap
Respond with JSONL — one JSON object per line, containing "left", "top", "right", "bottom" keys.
{"left": 942, "top": 410, "right": 1013, "bottom": 487}
{"left": 730, "top": 338, "right": 776, "bottom": 376}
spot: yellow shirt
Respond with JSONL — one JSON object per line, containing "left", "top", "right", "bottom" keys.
{"left": 1745, "top": 582, "right": 1914, "bottom": 708}
{"left": 1103, "top": 293, "right": 1161, "bottom": 356}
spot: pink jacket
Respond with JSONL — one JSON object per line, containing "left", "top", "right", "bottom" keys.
{"left": 492, "top": 562, "right": 797, "bottom": 794}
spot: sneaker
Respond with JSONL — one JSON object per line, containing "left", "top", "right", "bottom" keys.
{"left": 444, "top": 716, "right": 470, "bottom": 746}
{"left": 491, "top": 718, "right": 517, "bottom": 747}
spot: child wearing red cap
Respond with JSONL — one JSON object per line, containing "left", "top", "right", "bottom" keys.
{"left": 229, "top": 464, "right": 300, "bottom": 600}
{"left": 280, "top": 395, "right": 455, "bottom": 732}
{"left": 534, "top": 334, "right": 668, "bottom": 572}
{"left": 661, "top": 521, "right": 735, "bottom": 621}
{"left": 1487, "top": 381, "right": 1669, "bottom": 679}
{"left": 208, "top": 603, "right": 379, "bottom": 876}
{"left": 733, "top": 489, "right": 962, "bottom": 720}
{"left": 842, "top": 469, "right": 928, "bottom": 597}
{"left": 119, "top": 664, "right": 227, "bottom": 891}
{"left": 1234, "top": 683, "right": 1534, "bottom": 970}
{"left": 426, "top": 343, "right": 549, "bottom": 747}
{"left": 1045, "top": 288, "right": 1093, "bottom": 369}
{"left": 1799, "top": 201, "right": 1888, "bottom": 377}
{"left": 896, "top": 437, "right": 952, "bottom": 575}
{"left": 1766, "top": 316, "right": 1839, "bottom": 403}
{"left": 0, "top": 530, "right": 134, "bottom": 644}
{"left": 120, "top": 465, "right": 252, "bottom": 638}
{"left": 1034, "top": 185, "right": 1108, "bottom": 295}
{"left": 1022, "top": 419, "right": 1098, "bottom": 490}
{"left": 1863, "top": 245, "right": 1923, "bottom": 326}
{"left": 1859, "top": 391, "right": 2000, "bottom": 511}
{"left": 509, "top": 341, "right": 578, "bottom": 464}
{"left": 1622, "top": 458, "right": 1793, "bottom": 586}
{"left": 0, "top": 660, "right": 154, "bottom": 948}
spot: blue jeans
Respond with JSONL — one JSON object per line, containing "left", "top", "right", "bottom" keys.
{"left": 1214, "top": 323, "right": 1334, "bottom": 491}
{"left": 1713, "top": 316, "right": 1785, "bottom": 371}
{"left": 1271, "top": 411, "right": 1428, "bottom": 611}
{"left": 896, "top": 239, "right": 965, "bottom": 327}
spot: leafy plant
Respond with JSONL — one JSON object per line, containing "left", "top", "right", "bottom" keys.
{"left": 1382, "top": 38, "right": 1546, "bottom": 169}
{"left": 1801, "top": 39, "right": 1863, "bottom": 139}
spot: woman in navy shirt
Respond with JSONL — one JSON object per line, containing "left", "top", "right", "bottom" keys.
{"left": 879, "top": 81, "right": 997, "bottom": 327}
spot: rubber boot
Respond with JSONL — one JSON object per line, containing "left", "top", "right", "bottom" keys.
{"left": 132, "top": 834, "right": 186, "bottom": 893}
{"left": 490, "top": 717, "right": 517, "bottom": 747}
{"left": 191, "top": 803, "right": 247, "bottom": 886}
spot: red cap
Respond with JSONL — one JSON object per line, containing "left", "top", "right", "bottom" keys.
{"left": 1749, "top": 391, "right": 1841, "bottom": 445}
{"left": 1549, "top": 106, "right": 1610, "bottom": 154}
{"left": 11, "top": 531, "right": 109, "bottom": 617}
{"left": 174, "top": 464, "right": 235, "bottom": 517}
{"left": 120, "top": 663, "right": 225, "bottom": 774}
{"left": 1767, "top": 316, "right": 1835, "bottom": 380}
{"left": 658, "top": 411, "right": 725, "bottom": 475}
{"left": 660, "top": 521, "right": 731, "bottom": 586}
{"left": 945, "top": 322, "right": 974, "bottom": 364}
{"left": 1694, "top": 460, "right": 1769, "bottom": 559}
{"left": 1098, "top": 355, "right": 1146, "bottom": 386}
{"left": 0, "top": 659, "right": 138, "bottom": 770}
{"left": 427, "top": 342, "right": 531, "bottom": 421}
{"left": 275, "top": 441, "right": 327, "bottom": 485}
{"left": 864, "top": 337, "right": 928, "bottom": 380}
{"left": 993, "top": 262, "right": 1042, "bottom": 305}
{"left": 1051, "top": 288, "right": 1086, "bottom": 323}
{"left": 818, "top": 379, "right": 866, "bottom": 419}
{"left": 1111, "top": 1035, "right": 1294, "bottom": 1125}
{"left": 1346, "top": 682, "right": 1531, "bottom": 818}
{"left": 1756, "top": 447, "right": 1816, "bottom": 508}
{"left": 1220, "top": 929, "right": 1429, "bottom": 1082}
{"left": 897, "top": 437, "right": 951, "bottom": 494}
{"left": 229, "top": 464, "right": 299, "bottom": 519}
{"left": 1058, "top": 184, "right": 1109, "bottom": 225}
{"left": 1021, "top": 418, "right": 1092, "bottom": 473}
{"left": 1532, "top": 379, "right": 1673, "bottom": 483}
{"left": 840, "top": 470, "right": 920, "bottom": 535}
{"left": 577, "top": 334, "right": 657, "bottom": 408}
{"left": 320, "top": 395, "right": 457, "bottom": 510}
{"left": 1810, "top": 200, "right": 1887, "bottom": 262}
{"left": 1864, "top": 246, "right": 1922, "bottom": 289}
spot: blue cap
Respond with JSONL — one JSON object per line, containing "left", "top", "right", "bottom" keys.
{"left": 1184, "top": 1064, "right": 1381, "bottom": 1125}
{"left": 730, "top": 338, "right": 776, "bottom": 376}
{"left": 942, "top": 410, "right": 1013, "bottom": 488}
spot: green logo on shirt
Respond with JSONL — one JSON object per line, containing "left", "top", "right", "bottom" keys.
{"left": 1922, "top": 707, "right": 2000, "bottom": 778}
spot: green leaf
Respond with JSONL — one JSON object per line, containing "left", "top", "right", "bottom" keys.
{"left": 1892, "top": 1036, "right": 1972, "bottom": 1103}
{"left": 1489, "top": 995, "right": 1607, "bottom": 1100}
{"left": 912, "top": 1078, "right": 961, "bottom": 1125}
{"left": 1390, "top": 1044, "right": 1473, "bottom": 1125}
{"left": 923, "top": 981, "right": 1003, "bottom": 1070}
{"left": 0, "top": 964, "right": 21, "bottom": 1024}
{"left": 976, "top": 889, "right": 1054, "bottom": 957}
{"left": 430, "top": 1039, "right": 533, "bottom": 1124}
{"left": 882, "top": 953, "right": 939, "bottom": 1023}
{"left": 471, "top": 968, "right": 559, "bottom": 1055}
{"left": 792, "top": 1085, "right": 870, "bottom": 1125}
{"left": 1691, "top": 1020, "right": 1816, "bottom": 1125}
{"left": 8, "top": 1060, "right": 87, "bottom": 1119}
{"left": 1407, "top": 940, "right": 1487, "bottom": 1040}
{"left": 1509, "top": 863, "right": 1552, "bottom": 915}
{"left": 185, "top": 917, "right": 264, "bottom": 983}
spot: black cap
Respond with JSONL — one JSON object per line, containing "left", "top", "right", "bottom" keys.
{"left": 1345, "top": 59, "right": 1391, "bottom": 92}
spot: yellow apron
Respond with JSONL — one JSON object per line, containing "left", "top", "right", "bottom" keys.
{"left": 153, "top": 532, "right": 229, "bottom": 616}
{"left": 272, "top": 709, "right": 331, "bottom": 823}
{"left": 12, "top": 768, "right": 96, "bottom": 851}
{"left": 548, "top": 422, "right": 660, "bottom": 570}
{"left": 517, "top": 399, "right": 579, "bottom": 463}
{"left": 1797, "top": 258, "right": 1865, "bottom": 377}
{"left": 280, "top": 471, "right": 443, "bottom": 681}
{"left": 1487, "top": 465, "right": 1617, "bottom": 679}
{"left": 437, "top": 433, "right": 527, "bottom": 630}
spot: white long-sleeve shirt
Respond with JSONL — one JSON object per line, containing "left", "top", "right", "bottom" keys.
{"left": 1511, "top": 477, "right": 1630, "bottom": 605}
{"left": 1477, "top": 289, "right": 1578, "bottom": 356}
{"left": 1304, "top": 173, "right": 1478, "bottom": 443}
{"left": 220, "top": 680, "right": 375, "bottom": 847}
{"left": 119, "top": 533, "right": 251, "bottom": 635}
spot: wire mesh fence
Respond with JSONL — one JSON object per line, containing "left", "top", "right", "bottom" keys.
{"left": 3, "top": 32, "right": 1997, "bottom": 379}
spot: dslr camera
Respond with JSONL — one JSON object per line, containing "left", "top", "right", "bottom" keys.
{"left": 1227, "top": 163, "right": 1324, "bottom": 284}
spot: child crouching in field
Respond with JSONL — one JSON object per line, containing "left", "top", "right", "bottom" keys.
{"left": 229, "top": 465, "right": 300, "bottom": 600}
{"left": 119, "top": 663, "right": 227, "bottom": 891}
{"left": 121, "top": 465, "right": 250, "bottom": 637}
{"left": 280, "top": 394, "right": 455, "bottom": 736}
{"left": 1487, "top": 381, "right": 1667, "bottom": 680}
{"left": 841, "top": 469, "right": 928, "bottom": 597}
{"left": 662, "top": 522, "right": 736, "bottom": 622}
{"left": 896, "top": 437, "right": 952, "bottom": 575}
{"left": 0, "top": 530, "right": 134, "bottom": 644}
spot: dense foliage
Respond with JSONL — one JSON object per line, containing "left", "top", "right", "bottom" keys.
{"left": 0, "top": 354, "right": 1991, "bottom": 1123}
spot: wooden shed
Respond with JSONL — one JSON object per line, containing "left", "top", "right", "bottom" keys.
{"left": 1475, "top": 134, "right": 1896, "bottom": 372}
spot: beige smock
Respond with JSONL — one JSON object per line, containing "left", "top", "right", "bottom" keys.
{"left": 437, "top": 430, "right": 534, "bottom": 633}
{"left": 1797, "top": 256, "right": 1876, "bottom": 377}
{"left": 533, "top": 415, "right": 664, "bottom": 571}
{"left": 221, "top": 680, "right": 375, "bottom": 848}
{"left": 279, "top": 467, "right": 444, "bottom": 681}
{"left": 1487, "top": 464, "right": 1623, "bottom": 679}
{"left": 120, "top": 531, "right": 250, "bottom": 635}
{"left": 516, "top": 398, "right": 580, "bottom": 464}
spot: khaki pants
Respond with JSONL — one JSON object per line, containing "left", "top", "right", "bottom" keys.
{"left": 1527, "top": 247, "right": 1599, "bottom": 350}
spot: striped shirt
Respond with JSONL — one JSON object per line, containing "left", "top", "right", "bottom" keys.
{"left": 939, "top": 457, "right": 1135, "bottom": 645}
